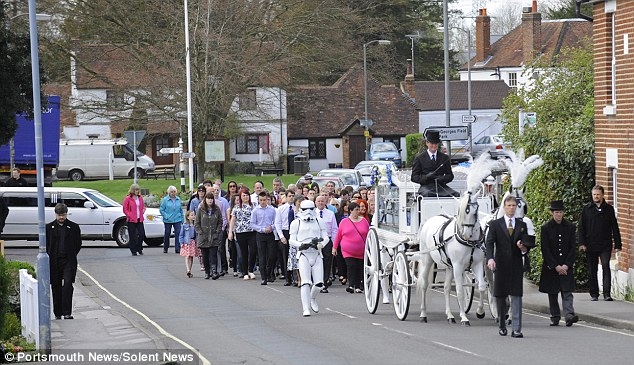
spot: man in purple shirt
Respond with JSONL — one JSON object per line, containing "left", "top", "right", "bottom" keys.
{"left": 250, "top": 192, "right": 278, "bottom": 285}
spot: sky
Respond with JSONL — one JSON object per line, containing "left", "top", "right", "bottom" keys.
{"left": 451, "top": 0, "right": 531, "bottom": 17}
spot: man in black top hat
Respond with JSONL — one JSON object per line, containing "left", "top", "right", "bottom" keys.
{"left": 538, "top": 200, "right": 578, "bottom": 327}
{"left": 411, "top": 130, "right": 459, "bottom": 197}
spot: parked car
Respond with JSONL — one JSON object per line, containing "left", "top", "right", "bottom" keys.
{"left": 295, "top": 176, "right": 346, "bottom": 192}
{"left": 0, "top": 187, "right": 164, "bottom": 247}
{"left": 471, "top": 134, "right": 511, "bottom": 159}
{"left": 442, "top": 140, "right": 471, "bottom": 164}
{"left": 368, "top": 142, "right": 402, "bottom": 167}
{"left": 317, "top": 168, "right": 365, "bottom": 191}
{"left": 354, "top": 160, "right": 399, "bottom": 185}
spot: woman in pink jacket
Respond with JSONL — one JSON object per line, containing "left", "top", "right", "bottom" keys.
{"left": 123, "top": 183, "right": 146, "bottom": 256}
{"left": 332, "top": 202, "right": 369, "bottom": 293}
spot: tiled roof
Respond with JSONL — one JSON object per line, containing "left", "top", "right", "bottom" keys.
{"left": 287, "top": 67, "right": 418, "bottom": 139}
{"left": 413, "top": 80, "right": 510, "bottom": 111}
{"left": 471, "top": 19, "right": 592, "bottom": 70}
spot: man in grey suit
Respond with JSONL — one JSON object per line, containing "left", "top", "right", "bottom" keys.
{"left": 486, "top": 195, "right": 533, "bottom": 338}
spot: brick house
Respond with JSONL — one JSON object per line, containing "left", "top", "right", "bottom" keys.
{"left": 464, "top": 1, "right": 592, "bottom": 90}
{"left": 589, "top": 0, "right": 634, "bottom": 294}
{"left": 287, "top": 66, "right": 418, "bottom": 171}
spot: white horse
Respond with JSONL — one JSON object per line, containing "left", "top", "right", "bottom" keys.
{"left": 415, "top": 190, "right": 488, "bottom": 325}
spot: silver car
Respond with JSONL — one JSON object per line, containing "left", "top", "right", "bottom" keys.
{"left": 317, "top": 168, "right": 365, "bottom": 191}
{"left": 471, "top": 135, "right": 511, "bottom": 159}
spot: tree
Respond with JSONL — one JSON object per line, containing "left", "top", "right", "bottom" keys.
{"left": 500, "top": 41, "right": 594, "bottom": 286}
{"left": 0, "top": 2, "right": 43, "bottom": 146}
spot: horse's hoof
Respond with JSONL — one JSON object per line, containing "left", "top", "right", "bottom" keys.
{"left": 420, "top": 317, "right": 428, "bottom": 323}
{"left": 449, "top": 318, "right": 456, "bottom": 324}
{"left": 461, "top": 321, "right": 470, "bottom": 326}
{"left": 476, "top": 312, "right": 485, "bottom": 319}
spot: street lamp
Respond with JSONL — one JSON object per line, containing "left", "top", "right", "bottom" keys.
{"left": 363, "top": 39, "right": 391, "bottom": 160}
{"left": 26, "top": 0, "right": 51, "bottom": 353}
{"left": 446, "top": 25, "right": 473, "bottom": 154}
{"left": 183, "top": 0, "right": 194, "bottom": 192}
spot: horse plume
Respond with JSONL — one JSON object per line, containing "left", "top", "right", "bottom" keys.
{"left": 466, "top": 153, "right": 496, "bottom": 193}
{"left": 504, "top": 149, "right": 544, "bottom": 188}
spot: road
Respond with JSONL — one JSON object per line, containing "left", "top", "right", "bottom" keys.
{"left": 5, "top": 241, "right": 634, "bottom": 365}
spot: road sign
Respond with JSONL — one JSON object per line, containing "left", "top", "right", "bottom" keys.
{"left": 461, "top": 115, "right": 477, "bottom": 124}
{"left": 182, "top": 152, "right": 196, "bottom": 159}
{"left": 425, "top": 126, "right": 469, "bottom": 141}
{"left": 123, "top": 130, "right": 146, "bottom": 148}
{"left": 363, "top": 130, "right": 370, "bottom": 137}
{"left": 159, "top": 147, "right": 182, "bottom": 154}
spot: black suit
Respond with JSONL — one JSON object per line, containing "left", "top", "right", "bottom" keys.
{"left": 411, "top": 151, "right": 459, "bottom": 197}
{"left": 485, "top": 216, "right": 532, "bottom": 333}
{"left": 46, "top": 219, "right": 82, "bottom": 318}
{"left": 0, "top": 197, "right": 8, "bottom": 239}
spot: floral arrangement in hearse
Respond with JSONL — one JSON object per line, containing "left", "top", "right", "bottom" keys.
{"left": 370, "top": 163, "right": 393, "bottom": 186}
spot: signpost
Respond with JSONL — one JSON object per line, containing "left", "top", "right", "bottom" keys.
{"left": 182, "top": 152, "right": 196, "bottom": 159}
{"left": 461, "top": 115, "right": 477, "bottom": 124}
{"left": 159, "top": 147, "right": 182, "bottom": 154}
{"left": 425, "top": 126, "right": 469, "bottom": 141}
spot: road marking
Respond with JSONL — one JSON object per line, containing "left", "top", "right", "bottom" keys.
{"left": 525, "top": 311, "right": 634, "bottom": 337}
{"left": 325, "top": 307, "right": 357, "bottom": 319}
{"left": 78, "top": 267, "right": 211, "bottom": 365}
{"left": 266, "top": 287, "right": 284, "bottom": 294}
{"left": 432, "top": 341, "right": 484, "bottom": 357}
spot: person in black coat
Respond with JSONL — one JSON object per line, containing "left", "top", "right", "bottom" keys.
{"left": 411, "top": 130, "right": 459, "bottom": 197}
{"left": 486, "top": 195, "right": 532, "bottom": 338}
{"left": 539, "top": 200, "right": 578, "bottom": 327}
{"left": 46, "top": 203, "right": 82, "bottom": 319}
{"left": 5, "top": 168, "right": 28, "bottom": 187}
{"left": 0, "top": 196, "right": 8, "bottom": 239}
{"left": 578, "top": 185, "right": 621, "bottom": 301}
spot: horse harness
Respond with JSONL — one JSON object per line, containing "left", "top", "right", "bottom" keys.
{"left": 431, "top": 213, "right": 485, "bottom": 271}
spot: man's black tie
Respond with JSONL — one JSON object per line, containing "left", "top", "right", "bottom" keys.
{"left": 432, "top": 154, "right": 436, "bottom": 162}
{"left": 320, "top": 210, "right": 323, "bottom": 218}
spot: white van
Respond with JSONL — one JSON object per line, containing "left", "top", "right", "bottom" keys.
{"left": 0, "top": 187, "right": 164, "bottom": 247}
{"left": 57, "top": 139, "right": 155, "bottom": 181}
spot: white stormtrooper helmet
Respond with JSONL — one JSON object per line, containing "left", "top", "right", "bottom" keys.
{"left": 298, "top": 200, "right": 317, "bottom": 221}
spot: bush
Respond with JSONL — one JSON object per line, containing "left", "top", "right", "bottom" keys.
{"left": 405, "top": 133, "right": 424, "bottom": 167}
{"left": 0, "top": 256, "right": 9, "bottom": 335}
{"left": 0, "top": 313, "right": 21, "bottom": 341}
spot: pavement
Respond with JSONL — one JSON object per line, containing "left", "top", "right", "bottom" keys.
{"left": 14, "top": 275, "right": 634, "bottom": 364}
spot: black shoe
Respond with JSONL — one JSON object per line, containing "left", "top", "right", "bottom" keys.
{"left": 565, "top": 315, "right": 579, "bottom": 327}
{"left": 220, "top": 271, "right": 227, "bottom": 277}
{"left": 131, "top": 253, "right": 137, "bottom": 256}
{"left": 163, "top": 250, "right": 168, "bottom": 254}
{"left": 604, "top": 296, "right": 614, "bottom": 301}
{"left": 267, "top": 277, "right": 275, "bottom": 283}
{"left": 204, "top": 274, "right": 210, "bottom": 279}
{"left": 55, "top": 316, "right": 62, "bottom": 320}
{"left": 320, "top": 288, "right": 329, "bottom": 293}
{"left": 261, "top": 280, "right": 268, "bottom": 285}
{"left": 63, "top": 315, "right": 74, "bottom": 320}
{"left": 325, "top": 279, "right": 332, "bottom": 288}
{"left": 550, "top": 318, "right": 560, "bottom": 326}
{"left": 138, "top": 251, "right": 143, "bottom": 255}
{"left": 511, "top": 331, "right": 523, "bottom": 338}
{"left": 498, "top": 328, "right": 507, "bottom": 336}
{"left": 591, "top": 296, "right": 598, "bottom": 301}
{"left": 284, "top": 282, "right": 292, "bottom": 286}
{"left": 346, "top": 286, "right": 354, "bottom": 294}
{"left": 292, "top": 281, "right": 298, "bottom": 287}
{"left": 212, "top": 272, "right": 220, "bottom": 280}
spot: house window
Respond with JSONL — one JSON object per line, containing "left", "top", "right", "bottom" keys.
{"left": 309, "top": 139, "right": 326, "bottom": 159}
{"left": 236, "top": 134, "right": 269, "bottom": 154}
{"left": 508, "top": 72, "right": 517, "bottom": 90}
{"left": 106, "top": 90, "right": 125, "bottom": 110}
{"left": 239, "top": 90, "right": 257, "bottom": 110}
{"left": 155, "top": 136, "right": 171, "bottom": 157}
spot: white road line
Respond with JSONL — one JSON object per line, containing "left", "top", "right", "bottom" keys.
{"left": 524, "top": 311, "right": 634, "bottom": 337}
{"left": 325, "top": 307, "right": 357, "bottom": 319}
{"left": 78, "top": 267, "right": 211, "bottom": 365}
{"left": 432, "top": 341, "right": 484, "bottom": 357}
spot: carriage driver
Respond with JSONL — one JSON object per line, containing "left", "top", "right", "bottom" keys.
{"left": 411, "top": 130, "right": 460, "bottom": 197}
{"left": 289, "top": 200, "right": 330, "bottom": 317}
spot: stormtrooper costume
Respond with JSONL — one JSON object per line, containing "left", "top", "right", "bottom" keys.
{"left": 289, "top": 200, "right": 330, "bottom": 317}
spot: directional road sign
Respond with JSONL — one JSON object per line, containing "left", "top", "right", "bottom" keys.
{"left": 182, "top": 152, "right": 196, "bottom": 159}
{"left": 159, "top": 147, "right": 182, "bottom": 154}
{"left": 461, "top": 115, "right": 477, "bottom": 124}
{"left": 425, "top": 126, "right": 469, "bottom": 141}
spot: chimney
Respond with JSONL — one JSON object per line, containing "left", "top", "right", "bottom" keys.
{"left": 404, "top": 59, "right": 416, "bottom": 101}
{"left": 475, "top": 8, "right": 491, "bottom": 63}
{"left": 522, "top": 0, "right": 542, "bottom": 64}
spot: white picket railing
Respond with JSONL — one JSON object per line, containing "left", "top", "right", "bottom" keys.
{"left": 19, "top": 269, "right": 39, "bottom": 349}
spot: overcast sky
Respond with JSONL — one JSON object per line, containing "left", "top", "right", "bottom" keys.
{"left": 451, "top": 0, "right": 531, "bottom": 17}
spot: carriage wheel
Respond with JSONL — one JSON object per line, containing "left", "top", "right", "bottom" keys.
{"left": 364, "top": 228, "right": 381, "bottom": 314}
{"left": 485, "top": 266, "right": 498, "bottom": 319}
{"left": 392, "top": 251, "right": 411, "bottom": 321}
{"left": 459, "top": 271, "right": 475, "bottom": 314}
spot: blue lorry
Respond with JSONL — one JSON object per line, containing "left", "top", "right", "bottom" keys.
{"left": 0, "top": 95, "right": 61, "bottom": 186}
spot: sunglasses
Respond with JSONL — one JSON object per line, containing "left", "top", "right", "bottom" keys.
{"left": 229, "top": 185, "right": 237, "bottom": 188}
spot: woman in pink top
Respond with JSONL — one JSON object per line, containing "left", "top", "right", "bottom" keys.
{"left": 333, "top": 202, "right": 369, "bottom": 293}
{"left": 123, "top": 183, "right": 146, "bottom": 256}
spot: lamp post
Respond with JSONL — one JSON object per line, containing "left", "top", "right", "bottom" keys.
{"left": 183, "top": 0, "right": 194, "bottom": 192}
{"left": 449, "top": 26, "right": 473, "bottom": 154}
{"left": 363, "top": 39, "right": 391, "bottom": 160}
{"left": 26, "top": 0, "right": 51, "bottom": 353}
{"left": 405, "top": 31, "right": 421, "bottom": 76}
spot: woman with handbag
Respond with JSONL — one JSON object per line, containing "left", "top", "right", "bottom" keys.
{"left": 332, "top": 202, "right": 369, "bottom": 293}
